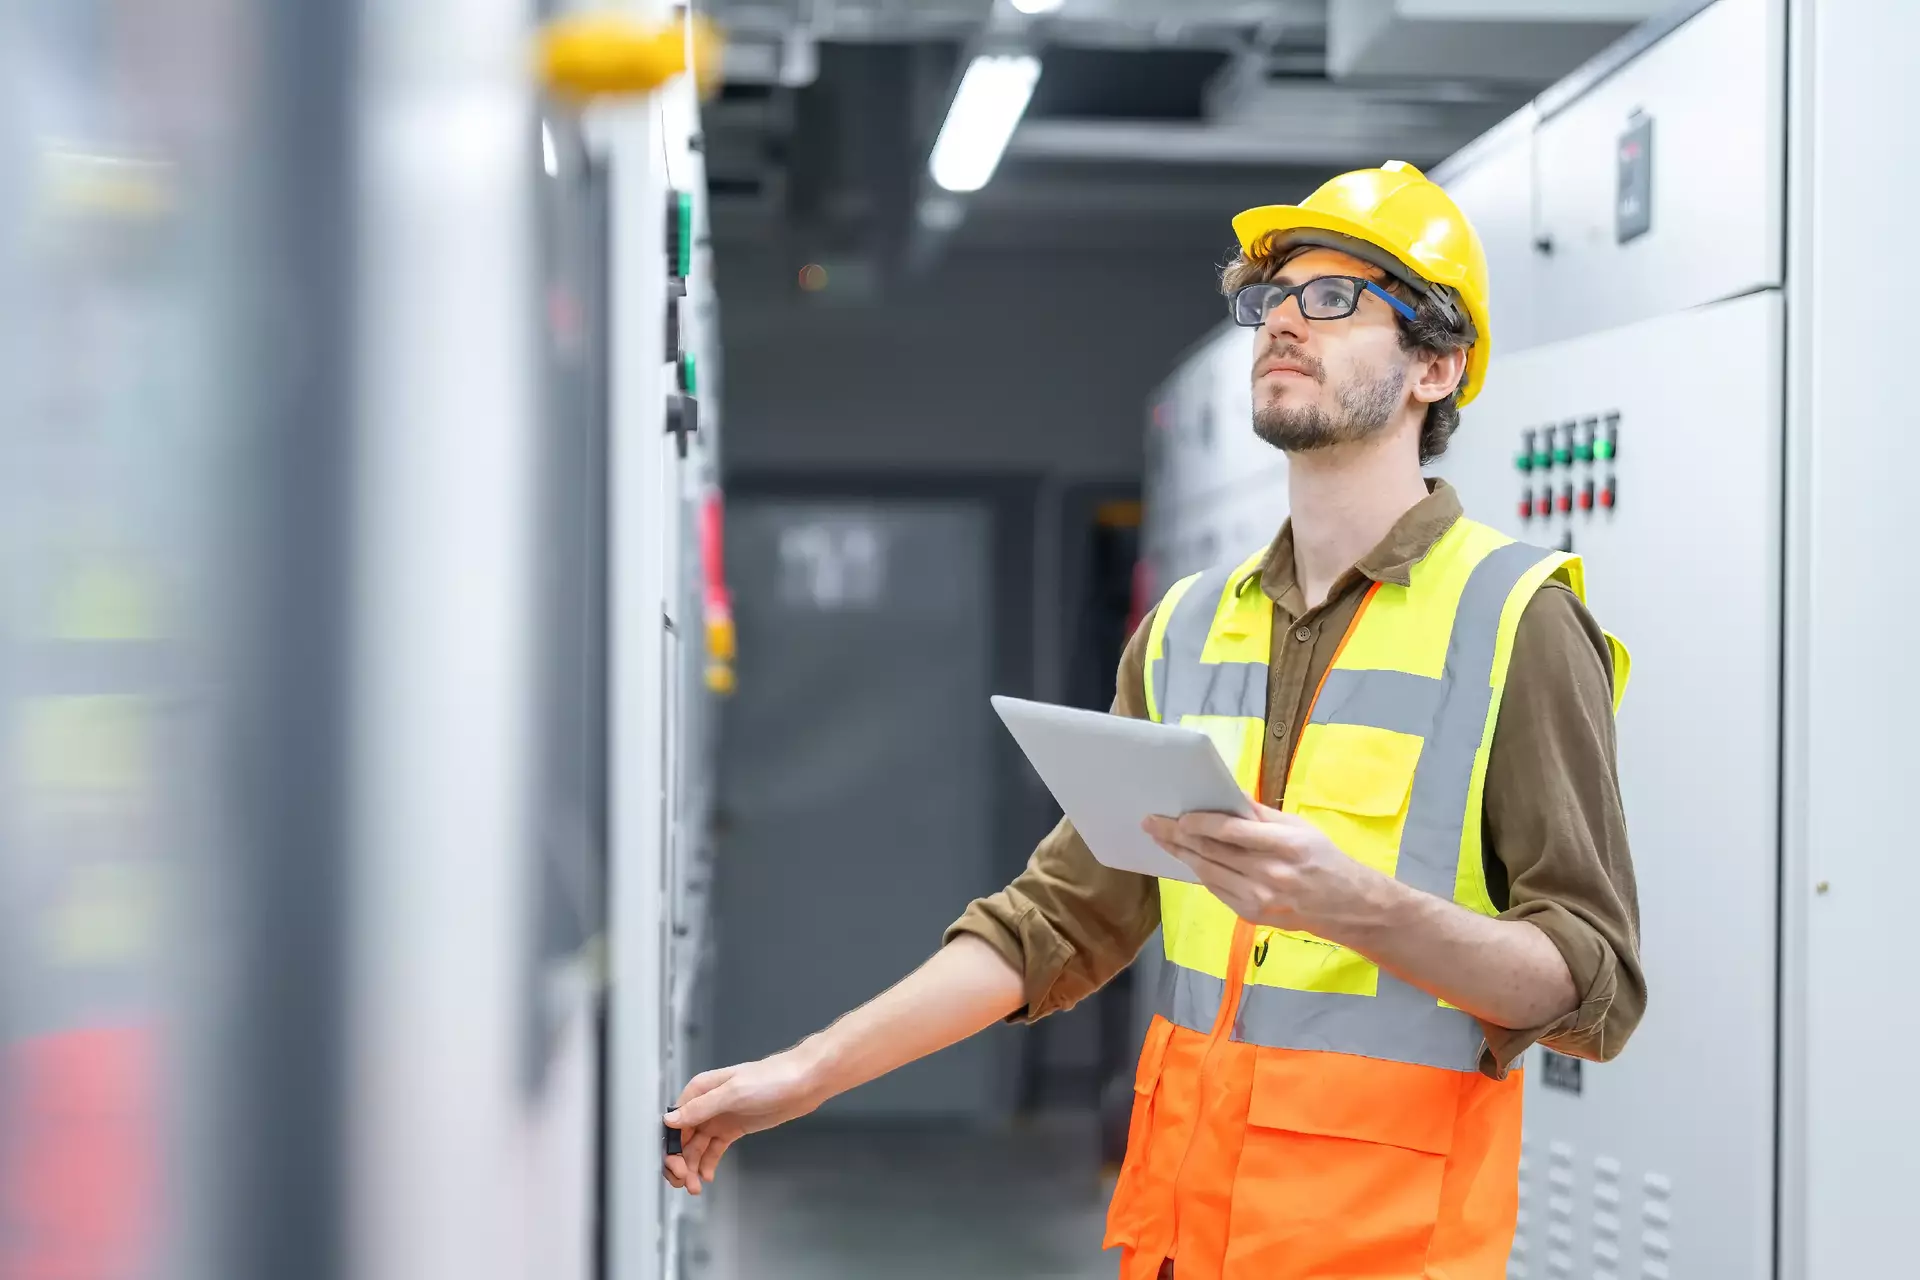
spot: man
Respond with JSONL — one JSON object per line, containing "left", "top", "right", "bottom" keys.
{"left": 662, "top": 161, "right": 1643, "bottom": 1280}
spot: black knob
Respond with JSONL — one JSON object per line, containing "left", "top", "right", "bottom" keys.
{"left": 666, "top": 393, "right": 699, "bottom": 458}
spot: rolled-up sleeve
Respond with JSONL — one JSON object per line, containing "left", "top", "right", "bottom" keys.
{"left": 943, "top": 611, "right": 1163, "bottom": 1024}
{"left": 1477, "top": 582, "right": 1646, "bottom": 1075}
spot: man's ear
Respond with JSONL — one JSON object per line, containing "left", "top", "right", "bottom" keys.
{"left": 1411, "top": 346, "right": 1468, "bottom": 407}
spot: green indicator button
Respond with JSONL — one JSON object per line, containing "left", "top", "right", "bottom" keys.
{"left": 1576, "top": 444, "right": 1594, "bottom": 462}
{"left": 1516, "top": 452, "right": 1533, "bottom": 472}
{"left": 680, "top": 353, "right": 698, "bottom": 396}
{"left": 1554, "top": 447, "right": 1572, "bottom": 465}
{"left": 1595, "top": 440, "right": 1615, "bottom": 460}
{"left": 1534, "top": 451, "right": 1553, "bottom": 469}
{"left": 677, "top": 193, "right": 694, "bottom": 278}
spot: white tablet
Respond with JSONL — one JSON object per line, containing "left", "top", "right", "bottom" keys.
{"left": 990, "top": 694, "right": 1257, "bottom": 883}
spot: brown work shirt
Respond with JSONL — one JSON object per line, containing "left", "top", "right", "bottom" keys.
{"left": 946, "top": 479, "right": 1643, "bottom": 1078}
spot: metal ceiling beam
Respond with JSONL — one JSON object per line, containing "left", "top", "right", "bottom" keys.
{"left": 1006, "top": 104, "right": 1510, "bottom": 167}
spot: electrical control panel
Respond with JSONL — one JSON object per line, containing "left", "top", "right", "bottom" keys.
{"left": 1442, "top": 290, "right": 1783, "bottom": 1280}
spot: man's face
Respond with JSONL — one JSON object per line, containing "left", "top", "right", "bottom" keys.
{"left": 1247, "top": 247, "right": 1413, "bottom": 455}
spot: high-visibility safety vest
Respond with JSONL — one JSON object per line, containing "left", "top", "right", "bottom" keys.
{"left": 1104, "top": 515, "right": 1628, "bottom": 1280}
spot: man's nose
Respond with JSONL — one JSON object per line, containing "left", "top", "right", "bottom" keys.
{"left": 1261, "top": 291, "right": 1309, "bottom": 341}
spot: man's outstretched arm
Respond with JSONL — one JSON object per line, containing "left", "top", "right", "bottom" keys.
{"left": 664, "top": 934, "right": 1024, "bottom": 1194}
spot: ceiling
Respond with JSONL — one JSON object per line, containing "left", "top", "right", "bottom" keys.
{"left": 699, "top": 0, "right": 1666, "bottom": 287}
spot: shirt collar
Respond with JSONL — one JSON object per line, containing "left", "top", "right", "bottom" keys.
{"left": 1232, "top": 477, "right": 1465, "bottom": 602}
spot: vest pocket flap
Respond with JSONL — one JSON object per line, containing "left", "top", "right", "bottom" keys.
{"left": 1289, "top": 723, "right": 1424, "bottom": 818}
{"left": 1247, "top": 1049, "right": 1461, "bottom": 1156}
{"left": 1134, "top": 1015, "right": 1174, "bottom": 1095}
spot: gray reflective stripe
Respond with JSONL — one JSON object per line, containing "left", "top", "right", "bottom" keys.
{"left": 1190, "top": 658, "right": 1267, "bottom": 720}
{"left": 1394, "top": 539, "right": 1551, "bottom": 897}
{"left": 1305, "top": 540, "right": 1553, "bottom": 900}
{"left": 1233, "top": 974, "right": 1486, "bottom": 1072}
{"left": 1156, "top": 959, "right": 1226, "bottom": 1035}
{"left": 1151, "top": 563, "right": 1266, "bottom": 725}
{"left": 1310, "top": 667, "right": 1444, "bottom": 739}
{"left": 1155, "top": 955, "right": 1484, "bottom": 1072}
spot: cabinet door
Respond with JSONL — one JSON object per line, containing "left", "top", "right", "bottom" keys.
{"left": 1530, "top": 0, "right": 1784, "bottom": 348}
{"left": 1440, "top": 291, "right": 1783, "bottom": 1280}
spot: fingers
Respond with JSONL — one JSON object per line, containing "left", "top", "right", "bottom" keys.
{"left": 664, "top": 1129, "right": 738, "bottom": 1196}
{"left": 1156, "top": 812, "right": 1314, "bottom": 867}
{"left": 682, "top": 1128, "right": 715, "bottom": 1188}
{"left": 1144, "top": 815, "right": 1264, "bottom": 868}
{"left": 1182, "top": 849, "right": 1272, "bottom": 917}
{"left": 673, "top": 1065, "right": 736, "bottom": 1112}
{"left": 666, "top": 1080, "right": 732, "bottom": 1131}
{"left": 699, "top": 1135, "right": 734, "bottom": 1183}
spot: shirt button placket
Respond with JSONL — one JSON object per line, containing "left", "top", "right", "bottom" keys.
{"left": 1295, "top": 626, "right": 1312, "bottom": 643}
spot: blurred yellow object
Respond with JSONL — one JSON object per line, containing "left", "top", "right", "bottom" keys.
{"left": 40, "top": 149, "right": 174, "bottom": 221}
{"left": 537, "top": 12, "right": 724, "bottom": 101}
{"left": 705, "top": 663, "right": 735, "bottom": 695}
{"left": 706, "top": 614, "right": 735, "bottom": 664}
{"left": 52, "top": 557, "right": 160, "bottom": 640}
{"left": 17, "top": 696, "right": 150, "bottom": 795}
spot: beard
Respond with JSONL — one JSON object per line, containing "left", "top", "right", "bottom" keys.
{"left": 1251, "top": 351, "right": 1405, "bottom": 454}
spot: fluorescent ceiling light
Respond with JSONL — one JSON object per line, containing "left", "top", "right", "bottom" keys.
{"left": 928, "top": 54, "right": 1041, "bottom": 194}
{"left": 1010, "top": 0, "right": 1063, "bottom": 13}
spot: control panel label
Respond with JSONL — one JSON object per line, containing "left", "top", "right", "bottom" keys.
{"left": 1540, "top": 1048, "right": 1584, "bottom": 1095}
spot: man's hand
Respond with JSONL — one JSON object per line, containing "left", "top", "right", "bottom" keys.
{"left": 663, "top": 1046, "right": 826, "bottom": 1195}
{"left": 1143, "top": 804, "right": 1581, "bottom": 1034}
{"left": 1142, "top": 804, "right": 1389, "bottom": 942}
{"left": 659, "top": 935, "right": 1025, "bottom": 1198}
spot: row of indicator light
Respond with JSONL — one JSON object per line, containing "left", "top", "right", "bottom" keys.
{"left": 1516, "top": 412, "right": 1620, "bottom": 473}
{"left": 1520, "top": 478, "right": 1616, "bottom": 521}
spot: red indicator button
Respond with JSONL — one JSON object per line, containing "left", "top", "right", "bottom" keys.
{"left": 1578, "top": 481, "right": 1594, "bottom": 512}
{"left": 1519, "top": 491, "right": 1533, "bottom": 521}
{"left": 1600, "top": 480, "right": 1617, "bottom": 510}
{"left": 1535, "top": 495, "right": 1551, "bottom": 518}
{"left": 1556, "top": 486, "right": 1573, "bottom": 514}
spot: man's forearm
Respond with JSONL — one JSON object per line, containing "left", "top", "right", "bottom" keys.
{"left": 1336, "top": 878, "right": 1578, "bottom": 1032}
{"left": 794, "top": 934, "right": 1025, "bottom": 1101}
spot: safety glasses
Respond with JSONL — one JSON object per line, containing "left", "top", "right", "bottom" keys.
{"left": 1230, "top": 275, "right": 1418, "bottom": 327}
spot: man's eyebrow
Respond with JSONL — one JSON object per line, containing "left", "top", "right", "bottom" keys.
{"left": 1269, "top": 262, "right": 1389, "bottom": 284}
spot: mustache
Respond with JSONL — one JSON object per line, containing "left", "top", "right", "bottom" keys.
{"left": 1256, "top": 342, "right": 1325, "bottom": 383}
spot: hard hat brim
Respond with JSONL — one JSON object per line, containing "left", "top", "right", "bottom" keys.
{"left": 1232, "top": 207, "right": 1436, "bottom": 296}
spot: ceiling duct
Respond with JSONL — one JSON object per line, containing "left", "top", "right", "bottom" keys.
{"left": 1326, "top": 0, "right": 1663, "bottom": 83}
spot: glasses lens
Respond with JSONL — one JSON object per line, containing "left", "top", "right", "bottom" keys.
{"left": 1232, "top": 284, "right": 1278, "bottom": 326}
{"left": 1301, "top": 276, "right": 1361, "bottom": 319}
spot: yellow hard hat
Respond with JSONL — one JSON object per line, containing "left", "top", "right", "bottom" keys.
{"left": 1231, "top": 161, "right": 1492, "bottom": 407}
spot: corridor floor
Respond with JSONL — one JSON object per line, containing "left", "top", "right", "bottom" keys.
{"left": 694, "top": 1113, "right": 1121, "bottom": 1280}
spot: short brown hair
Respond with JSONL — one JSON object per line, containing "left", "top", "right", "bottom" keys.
{"left": 1219, "top": 235, "right": 1474, "bottom": 464}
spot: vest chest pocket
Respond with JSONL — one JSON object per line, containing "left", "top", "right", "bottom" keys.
{"left": 1247, "top": 722, "right": 1426, "bottom": 997}
{"left": 1284, "top": 721, "right": 1424, "bottom": 879}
